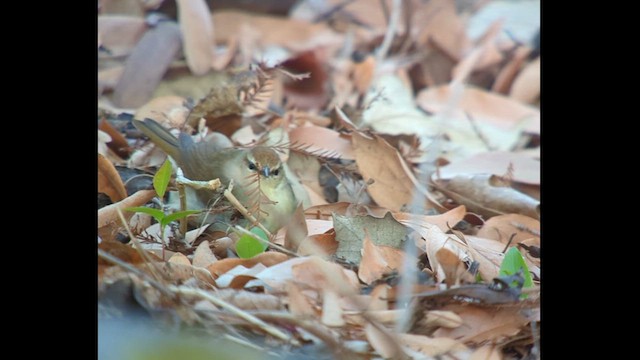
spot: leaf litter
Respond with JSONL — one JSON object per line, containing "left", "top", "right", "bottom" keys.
{"left": 98, "top": 1, "right": 540, "bottom": 358}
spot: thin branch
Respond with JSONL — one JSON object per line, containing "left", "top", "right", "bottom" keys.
{"left": 223, "top": 186, "right": 273, "bottom": 238}
{"left": 169, "top": 286, "right": 297, "bottom": 345}
{"left": 98, "top": 248, "right": 174, "bottom": 299}
{"left": 375, "top": 0, "right": 402, "bottom": 62}
{"left": 116, "top": 207, "right": 166, "bottom": 283}
{"left": 253, "top": 311, "right": 357, "bottom": 358}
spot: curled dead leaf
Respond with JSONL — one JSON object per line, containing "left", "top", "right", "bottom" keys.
{"left": 192, "top": 240, "right": 218, "bottom": 268}
{"left": 98, "top": 154, "right": 127, "bottom": 202}
{"left": 435, "top": 174, "right": 540, "bottom": 219}
{"left": 477, "top": 214, "right": 540, "bottom": 245}
{"left": 206, "top": 251, "right": 289, "bottom": 278}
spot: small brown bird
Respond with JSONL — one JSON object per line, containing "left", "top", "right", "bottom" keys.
{"left": 133, "top": 118, "right": 297, "bottom": 233}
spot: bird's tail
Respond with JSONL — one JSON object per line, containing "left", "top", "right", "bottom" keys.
{"left": 133, "top": 118, "right": 182, "bottom": 161}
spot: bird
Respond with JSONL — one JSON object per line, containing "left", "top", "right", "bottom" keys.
{"left": 133, "top": 118, "right": 297, "bottom": 233}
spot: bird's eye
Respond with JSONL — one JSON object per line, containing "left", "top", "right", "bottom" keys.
{"left": 273, "top": 169, "right": 280, "bottom": 176}
{"left": 248, "top": 162, "right": 256, "bottom": 171}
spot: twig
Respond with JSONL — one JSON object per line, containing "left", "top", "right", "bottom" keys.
{"left": 253, "top": 311, "right": 357, "bottom": 358}
{"left": 464, "top": 111, "right": 494, "bottom": 151}
{"left": 98, "top": 248, "right": 174, "bottom": 299}
{"left": 100, "top": 248, "right": 296, "bottom": 345}
{"left": 233, "top": 225, "right": 299, "bottom": 258}
{"left": 223, "top": 186, "right": 273, "bottom": 238}
{"left": 375, "top": 0, "right": 402, "bottom": 62}
{"left": 116, "top": 207, "right": 166, "bottom": 283}
{"left": 502, "top": 233, "right": 517, "bottom": 253}
{"left": 169, "top": 286, "right": 297, "bottom": 345}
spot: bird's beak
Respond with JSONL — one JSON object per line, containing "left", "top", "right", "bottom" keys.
{"left": 261, "top": 166, "right": 270, "bottom": 177}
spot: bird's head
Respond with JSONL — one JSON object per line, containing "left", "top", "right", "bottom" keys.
{"left": 244, "top": 147, "right": 285, "bottom": 181}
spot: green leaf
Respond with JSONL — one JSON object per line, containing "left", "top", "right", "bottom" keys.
{"left": 499, "top": 247, "right": 534, "bottom": 289}
{"left": 125, "top": 206, "right": 165, "bottom": 222}
{"left": 153, "top": 159, "right": 172, "bottom": 198}
{"left": 160, "top": 210, "right": 201, "bottom": 228}
{"left": 235, "top": 227, "right": 269, "bottom": 258}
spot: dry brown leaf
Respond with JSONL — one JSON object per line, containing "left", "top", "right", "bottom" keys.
{"left": 397, "top": 333, "right": 469, "bottom": 357}
{"left": 184, "top": 225, "right": 211, "bottom": 247}
{"left": 436, "top": 247, "right": 466, "bottom": 288}
{"left": 99, "top": 118, "right": 131, "bottom": 160}
{"left": 292, "top": 256, "right": 359, "bottom": 296}
{"left": 400, "top": 218, "right": 477, "bottom": 283}
{"left": 367, "top": 285, "right": 389, "bottom": 311}
{"left": 289, "top": 126, "right": 354, "bottom": 160}
{"left": 215, "top": 263, "right": 267, "bottom": 288}
{"left": 228, "top": 275, "right": 260, "bottom": 289}
{"left": 192, "top": 240, "right": 218, "bottom": 268}
{"left": 510, "top": 57, "right": 540, "bottom": 105}
{"left": 98, "top": 16, "right": 147, "bottom": 57}
{"left": 422, "top": 310, "right": 464, "bottom": 329}
{"left": 436, "top": 174, "right": 540, "bottom": 219}
{"left": 352, "top": 132, "right": 417, "bottom": 211}
{"left": 417, "top": 85, "right": 539, "bottom": 131}
{"left": 176, "top": 0, "right": 214, "bottom": 76}
{"left": 280, "top": 51, "right": 329, "bottom": 110}
{"left": 334, "top": 212, "right": 408, "bottom": 265}
{"left": 133, "top": 96, "right": 190, "bottom": 128}
{"left": 492, "top": 46, "right": 533, "bottom": 94}
{"left": 128, "top": 141, "right": 169, "bottom": 168}
{"left": 98, "top": 190, "right": 156, "bottom": 242}
{"left": 251, "top": 257, "right": 311, "bottom": 292}
{"left": 98, "top": 240, "right": 144, "bottom": 274}
{"left": 477, "top": 214, "right": 540, "bottom": 245}
{"left": 286, "top": 281, "right": 317, "bottom": 317}
{"left": 433, "top": 304, "right": 529, "bottom": 344}
{"left": 206, "top": 251, "right": 289, "bottom": 278}
{"left": 112, "top": 21, "right": 182, "bottom": 108}
{"left": 304, "top": 202, "right": 402, "bottom": 221}
{"left": 168, "top": 252, "right": 191, "bottom": 266}
{"left": 297, "top": 232, "right": 338, "bottom": 257}
{"left": 451, "top": 18, "right": 503, "bottom": 84}
{"left": 416, "top": 85, "right": 540, "bottom": 157}
{"left": 284, "top": 203, "right": 307, "bottom": 252}
{"left": 392, "top": 205, "right": 466, "bottom": 233}
{"left": 437, "top": 151, "right": 540, "bottom": 185}
{"left": 470, "top": 344, "right": 503, "bottom": 360}
{"left": 98, "top": 153, "right": 127, "bottom": 202}
{"left": 463, "top": 235, "right": 505, "bottom": 281}
{"left": 287, "top": 152, "right": 323, "bottom": 204}
{"left": 358, "top": 234, "right": 391, "bottom": 285}
{"left": 216, "top": 288, "right": 283, "bottom": 311}
{"left": 98, "top": 130, "right": 112, "bottom": 157}
{"left": 213, "top": 10, "right": 342, "bottom": 52}
{"left": 321, "top": 289, "right": 344, "bottom": 327}
{"left": 352, "top": 55, "right": 375, "bottom": 95}
{"left": 365, "top": 323, "right": 402, "bottom": 359}
{"left": 361, "top": 75, "right": 439, "bottom": 140}
{"left": 415, "top": 0, "right": 471, "bottom": 60}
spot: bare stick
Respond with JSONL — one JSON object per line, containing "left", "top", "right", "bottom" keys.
{"left": 375, "top": 0, "right": 402, "bottom": 61}
{"left": 98, "top": 248, "right": 174, "bottom": 299}
{"left": 169, "top": 286, "right": 297, "bottom": 345}
{"left": 223, "top": 187, "right": 273, "bottom": 238}
{"left": 116, "top": 207, "right": 165, "bottom": 283}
